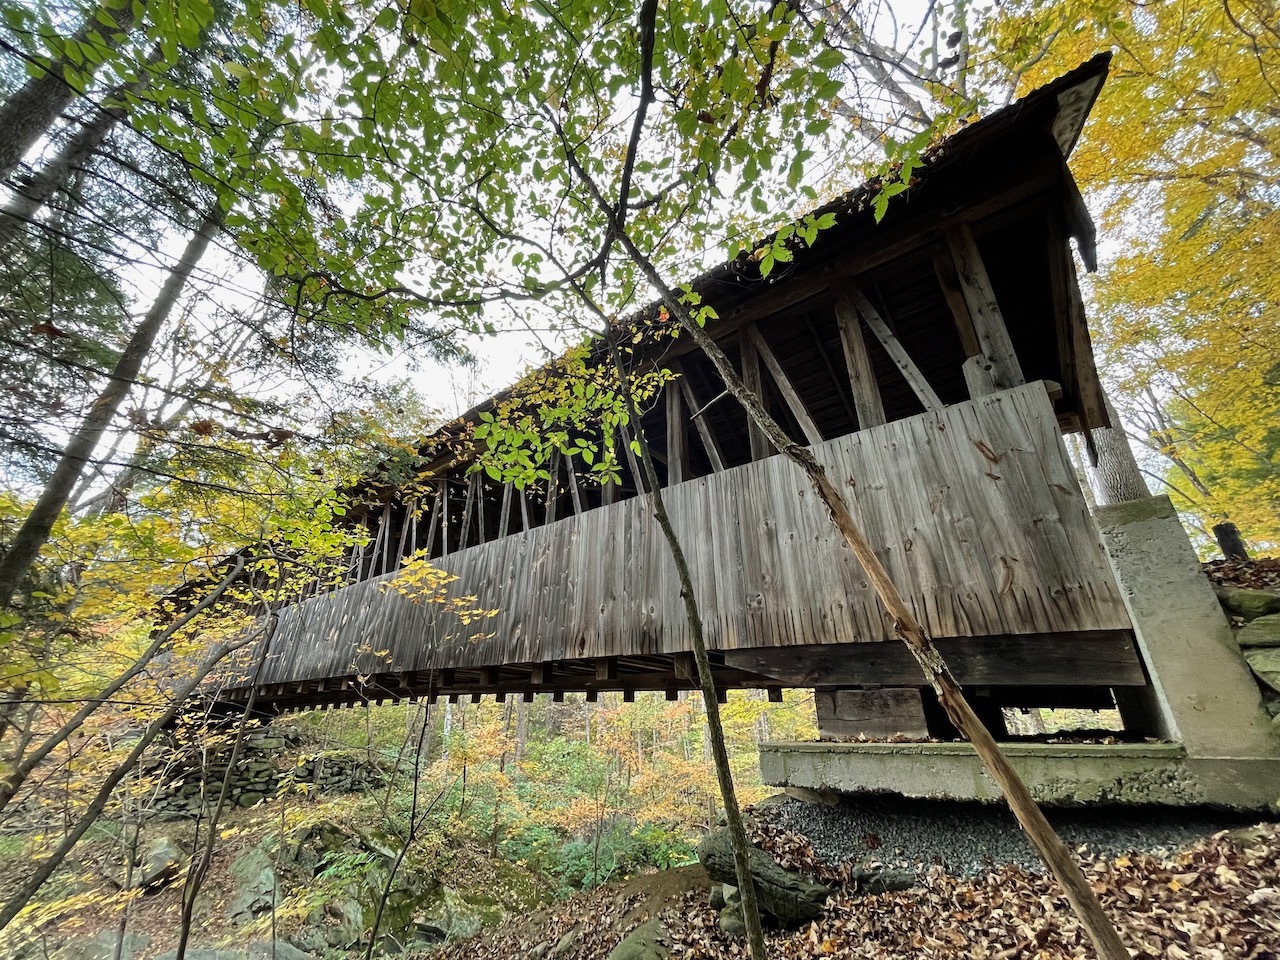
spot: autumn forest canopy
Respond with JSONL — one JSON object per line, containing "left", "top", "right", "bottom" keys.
{"left": 0, "top": 0, "right": 1277, "bottom": 953}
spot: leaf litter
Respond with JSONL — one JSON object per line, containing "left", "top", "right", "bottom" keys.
{"left": 426, "top": 822, "right": 1280, "bottom": 960}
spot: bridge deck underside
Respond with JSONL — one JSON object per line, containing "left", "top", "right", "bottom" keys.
{"left": 217, "top": 384, "right": 1137, "bottom": 714}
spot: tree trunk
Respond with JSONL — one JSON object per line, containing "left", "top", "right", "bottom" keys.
{"left": 0, "top": 203, "right": 224, "bottom": 607}
{"left": 609, "top": 229, "right": 1132, "bottom": 960}
{"left": 0, "top": 0, "right": 138, "bottom": 184}
{"left": 599, "top": 328, "right": 770, "bottom": 960}
{"left": 1213, "top": 521, "right": 1249, "bottom": 561}
{"left": 0, "top": 81, "right": 128, "bottom": 248}
{"left": 1089, "top": 392, "right": 1149, "bottom": 505}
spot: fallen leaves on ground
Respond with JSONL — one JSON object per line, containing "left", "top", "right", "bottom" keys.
{"left": 428, "top": 823, "right": 1280, "bottom": 960}
{"left": 1203, "top": 557, "right": 1280, "bottom": 592}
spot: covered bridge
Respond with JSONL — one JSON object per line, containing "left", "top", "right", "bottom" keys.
{"left": 218, "top": 55, "right": 1150, "bottom": 740}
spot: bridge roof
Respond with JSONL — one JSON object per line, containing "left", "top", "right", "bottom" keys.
{"left": 348, "top": 53, "right": 1112, "bottom": 505}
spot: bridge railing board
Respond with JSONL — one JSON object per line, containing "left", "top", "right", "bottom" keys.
{"left": 220, "top": 382, "right": 1131, "bottom": 703}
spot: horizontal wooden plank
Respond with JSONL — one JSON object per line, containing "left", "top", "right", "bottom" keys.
{"left": 722, "top": 632, "right": 1146, "bottom": 687}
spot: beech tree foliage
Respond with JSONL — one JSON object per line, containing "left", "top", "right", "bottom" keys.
{"left": 985, "top": 0, "right": 1280, "bottom": 546}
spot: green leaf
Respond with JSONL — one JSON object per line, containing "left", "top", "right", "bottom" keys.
{"left": 812, "top": 47, "right": 845, "bottom": 71}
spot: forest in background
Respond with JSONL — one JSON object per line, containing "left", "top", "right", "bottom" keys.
{"left": 0, "top": 0, "right": 1277, "bottom": 953}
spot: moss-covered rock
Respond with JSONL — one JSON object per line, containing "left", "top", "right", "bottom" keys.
{"left": 1215, "top": 586, "right": 1280, "bottom": 621}
{"left": 607, "top": 919, "right": 672, "bottom": 960}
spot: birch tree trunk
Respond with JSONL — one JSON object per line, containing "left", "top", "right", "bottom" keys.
{"left": 0, "top": 203, "right": 224, "bottom": 606}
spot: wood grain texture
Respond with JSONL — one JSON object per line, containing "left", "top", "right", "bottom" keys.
{"left": 234, "top": 383, "right": 1131, "bottom": 693}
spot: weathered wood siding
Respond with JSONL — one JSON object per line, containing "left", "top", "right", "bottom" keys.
{"left": 247, "top": 383, "right": 1130, "bottom": 688}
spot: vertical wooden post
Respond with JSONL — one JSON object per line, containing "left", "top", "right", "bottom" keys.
{"left": 739, "top": 325, "right": 770, "bottom": 460}
{"left": 676, "top": 364, "right": 725, "bottom": 472}
{"left": 544, "top": 449, "right": 561, "bottom": 522}
{"left": 497, "top": 482, "right": 513, "bottom": 539}
{"left": 665, "top": 379, "right": 688, "bottom": 485}
{"left": 945, "top": 224, "right": 1025, "bottom": 390}
{"left": 832, "top": 287, "right": 886, "bottom": 429}
{"left": 564, "top": 455, "right": 583, "bottom": 514}
{"left": 459, "top": 473, "right": 477, "bottom": 547}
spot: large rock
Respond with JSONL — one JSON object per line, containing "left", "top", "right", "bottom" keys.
{"left": 1244, "top": 647, "right": 1280, "bottom": 694}
{"left": 227, "top": 847, "right": 278, "bottom": 924}
{"left": 154, "top": 943, "right": 311, "bottom": 960}
{"left": 607, "top": 919, "right": 671, "bottom": 960}
{"left": 52, "top": 932, "right": 150, "bottom": 960}
{"left": 696, "top": 829, "right": 830, "bottom": 927}
{"left": 136, "top": 836, "right": 188, "bottom": 889}
{"left": 1215, "top": 586, "right": 1280, "bottom": 621}
{"left": 412, "top": 884, "right": 482, "bottom": 944}
{"left": 1238, "top": 614, "right": 1280, "bottom": 649}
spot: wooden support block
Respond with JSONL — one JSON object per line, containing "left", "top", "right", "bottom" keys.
{"left": 531, "top": 663, "right": 552, "bottom": 685}
{"left": 715, "top": 688, "right": 728, "bottom": 704}
{"left": 623, "top": 689, "right": 635, "bottom": 703}
{"left": 945, "top": 224, "right": 1025, "bottom": 390}
{"left": 767, "top": 687, "right": 783, "bottom": 703}
{"left": 962, "top": 354, "right": 998, "bottom": 398}
{"left": 495, "top": 691, "right": 506, "bottom": 703}
{"left": 815, "top": 687, "right": 931, "bottom": 740}
{"left": 586, "top": 690, "right": 598, "bottom": 703}
{"left": 480, "top": 666, "right": 499, "bottom": 686}
{"left": 448, "top": 693, "right": 460, "bottom": 704}
{"left": 596, "top": 658, "right": 617, "bottom": 681}
{"left": 522, "top": 690, "right": 534, "bottom": 703}
{"left": 470, "top": 693, "right": 482, "bottom": 704}
{"left": 441, "top": 668, "right": 456, "bottom": 687}
{"left": 673, "top": 653, "right": 696, "bottom": 681}
{"left": 552, "top": 690, "right": 565, "bottom": 703}
{"left": 665, "top": 689, "right": 679, "bottom": 701}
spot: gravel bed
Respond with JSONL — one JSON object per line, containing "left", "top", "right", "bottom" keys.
{"left": 765, "top": 795, "right": 1265, "bottom": 878}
